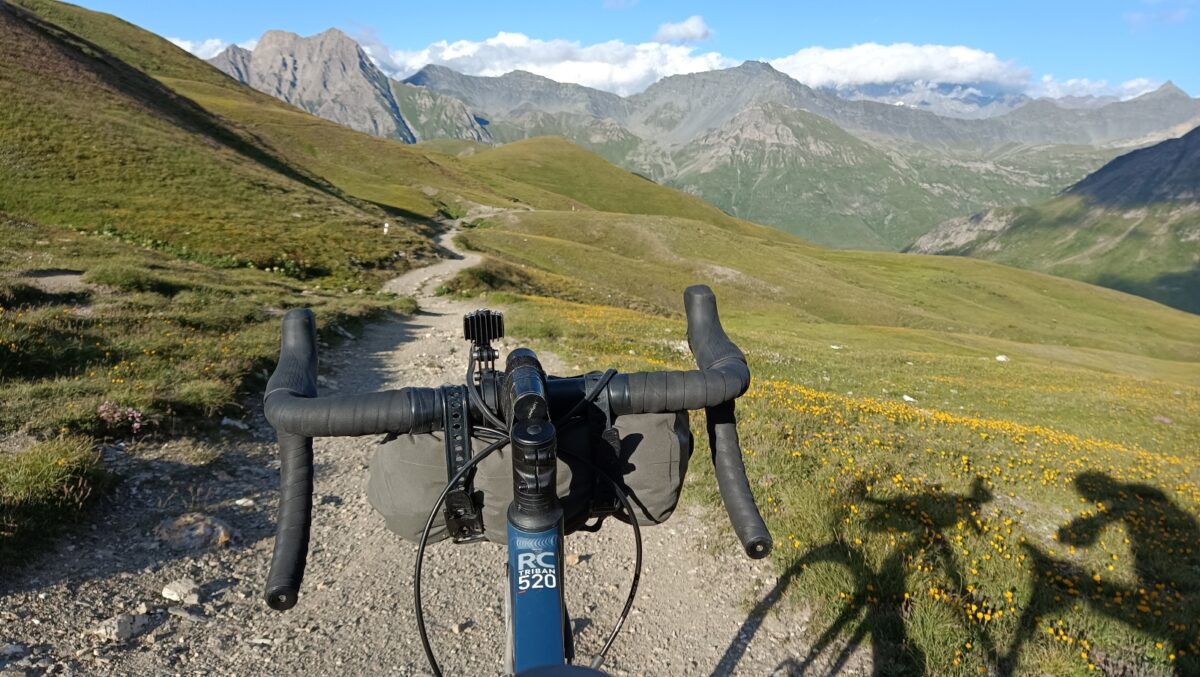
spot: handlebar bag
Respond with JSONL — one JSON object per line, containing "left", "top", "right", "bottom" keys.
{"left": 366, "top": 411, "right": 692, "bottom": 545}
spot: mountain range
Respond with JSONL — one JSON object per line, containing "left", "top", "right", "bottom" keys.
{"left": 911, "top": 126, "right": 1200, "bottom": 312}
{"left": 208, "top": 33, "right": 1200, "bottom": 251}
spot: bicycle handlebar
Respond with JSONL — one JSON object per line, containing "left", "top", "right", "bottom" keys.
{"left": 681, "top": 286, "right": 772, "bottom": 559}
{"left": 261, "top": 285, "right": 772, "bottom": 611}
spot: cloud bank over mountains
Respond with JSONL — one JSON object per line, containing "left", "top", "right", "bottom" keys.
{"left": 769, "top": 43, "right": 1028, "bottom": 90}
{"left": 174, "top": 16, "right": 1163, "bottom": 100}
{"left": 356, "top": 30, "right": 731, "bottom": 96}
{"left": 168, "top": 36, "right": 256, "bottom": 60}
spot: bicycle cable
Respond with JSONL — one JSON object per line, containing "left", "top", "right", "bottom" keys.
{"left": 415, "top": 435, "right": 510, "bottom": 677}
{"left": 417, "top": 368, "right": 634, "bottom": 675}
{"left": 554, "top": 447, "right": 642, "bottom": 671}
{"left": 466, "top": 358, "right": 507, "bottom": 431}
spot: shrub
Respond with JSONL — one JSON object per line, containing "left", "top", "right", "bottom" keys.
{"left": 0, "top": 435, "right": 106, "bottom": 564}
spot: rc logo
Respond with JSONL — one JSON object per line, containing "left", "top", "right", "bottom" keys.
{"left": 514, "top": 550, "right": 557, "bottom": 592}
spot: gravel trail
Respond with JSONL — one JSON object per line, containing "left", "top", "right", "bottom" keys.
{"left": 0, "top": 227, "right": 826, "bottom": 676}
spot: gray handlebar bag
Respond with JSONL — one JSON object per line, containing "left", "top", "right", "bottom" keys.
{"left": 367, "top": 412, "right": 692, "bottom": 544}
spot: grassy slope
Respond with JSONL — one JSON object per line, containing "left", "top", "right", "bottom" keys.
{"left": 445, "top": 159, "right": 1200, "bottom": 673}
{"left": 460, "top": 211, "right": 1200, "bottom": 366}
{"left": 0, "top": 215, "right": 410, "bottom": 437}
{"left": 936, "top": 196, "right": 1200, "bottom": 314}
{"left": 0, "top": 2, "right": 436, "bottom": 284}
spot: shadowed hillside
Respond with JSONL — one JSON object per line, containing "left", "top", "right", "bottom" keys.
{"left": 911, "top": 126, "right": 1200, "bottom": 313}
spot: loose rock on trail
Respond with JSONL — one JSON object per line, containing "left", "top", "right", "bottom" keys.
{"left": 1, "top": 226, "right": 828, "bottom": 676}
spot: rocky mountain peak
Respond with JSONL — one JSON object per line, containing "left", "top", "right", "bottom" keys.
{"left": 1144, "top": 80, "right": 1190, "bottom": 100}
{"left": 732, "top": 60, "right": 781, "bottom": 74}
{"left": 212, "top": 28, "right": 413, "bottom": 140}
{"left": 208, "top": 44, "right": 251, "bottom": 83}
{"left": 208, "top": 32, "right": 492, "bottom": 143}
{"left": 256, "top": 27, "right": 368, "bottom": 64}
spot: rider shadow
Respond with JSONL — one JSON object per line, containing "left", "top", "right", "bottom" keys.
{"left": 712, "top": 478, "right": 995, "bottom": 676}
{"left": 1001, "top": 471, "right": 1200, "bottom": 676}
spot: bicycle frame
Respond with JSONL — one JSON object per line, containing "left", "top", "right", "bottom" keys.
{"left": 501, "top": 348, "right": 571, "bottom": 673}
{"left": 506, "top": 520, "right": 568, "bottom": 672}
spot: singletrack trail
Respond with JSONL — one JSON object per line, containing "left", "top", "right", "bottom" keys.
{"left": 1, "top": 226, "right": 828, "bottom": 676}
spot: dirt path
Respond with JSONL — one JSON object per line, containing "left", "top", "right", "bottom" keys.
{"left": 0, "top": 227, "right": 825, "bottom": 676}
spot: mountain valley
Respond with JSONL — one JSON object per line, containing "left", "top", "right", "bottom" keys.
{"left": 206, "top": 36, "right": 1200, "bottom": 254}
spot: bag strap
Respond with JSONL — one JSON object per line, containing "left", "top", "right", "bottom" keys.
{"left": 440, "top": 384, "right": 486, "bottom": 543}
{"left": 580, "top": 372, "right": 621, "bottom": 529}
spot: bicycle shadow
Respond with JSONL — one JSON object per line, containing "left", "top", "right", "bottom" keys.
{"left": 712, "top": 478, "right": 995, "bottom": 676}
{"left": 1000, "top": 471, "right": 1200, "bottom": 676}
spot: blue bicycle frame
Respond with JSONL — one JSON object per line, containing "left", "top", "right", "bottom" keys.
{"left": 501, "top": 348, "right": 572, "bottom": 673}
{"left": 506, "top": 521, "right": 567, "bottom": 673}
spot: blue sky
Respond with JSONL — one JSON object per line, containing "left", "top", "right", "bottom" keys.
{"left": 78, "top": 0, "right": 1198, "bottom": 96}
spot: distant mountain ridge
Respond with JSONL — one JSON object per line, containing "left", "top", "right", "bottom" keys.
{"left": 910, "top": 125, "right": 1200, "bottom": 313}
{"left": 208, "top": 29, "right": 1200, "bottom": 251}
{"left": 405, "top": 61, "right": 1200, "bottom": 150}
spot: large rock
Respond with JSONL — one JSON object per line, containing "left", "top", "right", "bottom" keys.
{"left": 90, "top": 613, "right": 149, "bottom": 642}
{"left": 154, "top": 513, "right": 233, "bottom": 550}
{"left": 161, "top": 578, "right": 201, "bottom": 605}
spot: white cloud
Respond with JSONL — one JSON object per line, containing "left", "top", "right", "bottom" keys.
{"left": 1030, "top": 74, "right": 1161, "bottom": 99}
{"left": 168, "top": 37, "right": 230, "bottom": 59}
{"left": 769, "top": 43, "right": 1029, "bottom": 89}
{"left": 369, "top": 31, "right": 733, "bottom": 96}
{"left": 172, "top": 28, "right": 1171, "bottom": 103}
{"left": 168, "top": 37, "right": 257, "bottom": 59}
{"left": 1124, "top": 0, "right": 1193, "bottom": 29}
{"left": 653, "top": 16, "right": 712, "bottom": 43}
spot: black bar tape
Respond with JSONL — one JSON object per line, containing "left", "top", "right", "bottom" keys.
{"left": 262, "top": 309, "right": 318, "bottom": 611}
{"left": 611, "top": 369, "right": 749, "bottom": 414}
{"left": 708, "top": 401, "right": 773, "bottom": 559}
{"left": 264, "top": 430, "right": 313, "bottom": 610}
{"left": 687, "top": 286, "right": 772, "bottom": 558}
{"left": 264, "top": 388, "right": 443, "bottom": 437}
